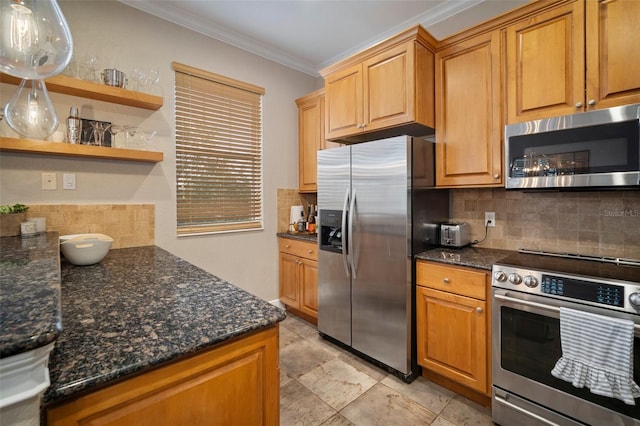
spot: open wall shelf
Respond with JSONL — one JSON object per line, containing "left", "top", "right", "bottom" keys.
{"left": 0, "top": 74, "right": 163, "bottom": 111}
{"left": 0, "top": 137, "right": 163, "bottom": 163}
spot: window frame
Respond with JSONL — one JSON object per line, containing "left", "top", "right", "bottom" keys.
{"left": 173, "top": 62, "right": 265, "bottom": 236}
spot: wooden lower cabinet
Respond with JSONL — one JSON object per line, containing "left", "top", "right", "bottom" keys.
{"left": 416, "top": 261, "right": 491, "bottom": 397}
{"left": 46, "top": 326, "right": 280, "bottom": 425}
{"left": 278, "top": 237, "right": 318, "bottom": 322}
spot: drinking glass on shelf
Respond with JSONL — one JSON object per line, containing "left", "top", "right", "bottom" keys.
{"left": 147, "top": 67, "right": 161, "bottom": 96}
{"left": 109, "top": 124, "right": 126, "bottom": 148}
{"left": 124, "top": 126, "right": 140, "bottom": 148}
{"left": 81, "top": 57, "right": 100, "bottom": 82}
{"left": 141, "top": 129, "right": 157, "bottom": 150}
{"left": 131, "top": 68, "right": 147, "bottom": 92}
{"left": 90, "top": 121, "right": 111, "bottom": 146}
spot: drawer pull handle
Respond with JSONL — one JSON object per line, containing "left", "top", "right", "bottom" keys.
{"left": 308, "top": 250, "right": 313, "bottom": 254}
{"left": 476, "top": 307, "right": 483, "bottom": 313}
{"left": 285, "top": 245, "right": 290, "bottom": 248}
{"left": 443, "top": 277, "right": 450, "bottom": 284}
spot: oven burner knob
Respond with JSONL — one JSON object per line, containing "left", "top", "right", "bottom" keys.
{"left": 493, "top": 271, "right": 507, "bottom": 282}
{"left": 523, "top": 275, "right": 538, "bottom": 288}
{"left": 508, "top": 273, "right": 522, "bottom": 285}
{"left": 629, "top": 293, "right": 640, "bottom": 308}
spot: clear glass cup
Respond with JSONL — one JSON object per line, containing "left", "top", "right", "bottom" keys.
{"left": 109, "top": 124, "right": 126, "bottom": 148}
{"left": 89, "top": 121, "right": 111, "bottom": 146}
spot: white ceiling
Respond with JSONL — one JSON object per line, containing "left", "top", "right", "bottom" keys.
{"left": 119, "top": 0, "right": 529, "bottom": 76}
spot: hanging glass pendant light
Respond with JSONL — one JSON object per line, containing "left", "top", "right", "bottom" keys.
{"left": 4, "top": 79, "right": 58, "bottom": 139}
{"left": 0, "top": 0, "right": 73, "bottom": 79}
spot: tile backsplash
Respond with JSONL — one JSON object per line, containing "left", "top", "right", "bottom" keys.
{"left": 27, "top": 204, "right": 154, "bottom": 249}
{"left": 450, "top": 189, "right": 640, "bottom": 259}
{"left": 277, "top": 189, "right": 317, "bottom": 232}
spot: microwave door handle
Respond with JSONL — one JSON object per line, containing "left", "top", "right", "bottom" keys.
{"left": 494, "top": 293, "right": 640, "bottom": 333}
{"left": 341, "top": 187, "right": 350, "bottom": 278}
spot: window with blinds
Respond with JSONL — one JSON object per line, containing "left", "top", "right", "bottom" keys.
{"left": 173, "top": 62, "right": 264, "bottom": 235}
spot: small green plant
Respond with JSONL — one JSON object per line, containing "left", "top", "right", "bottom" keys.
{"left": 0, "top": 204, "right": 29, "bottom": 214}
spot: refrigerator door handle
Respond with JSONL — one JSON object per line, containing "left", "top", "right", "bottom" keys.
{"left": 341, "top": 187, "right": 351, "bottom": 278}
{"left": 348, "top": 188, "right": 357, "bottom": 279}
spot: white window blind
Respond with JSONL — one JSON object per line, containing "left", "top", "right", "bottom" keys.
{"left": 173, "top": 62, "right": 264, "bottom": 235}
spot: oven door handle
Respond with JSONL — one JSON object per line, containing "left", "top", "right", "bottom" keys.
{"left": 494, "top": 394, "right": 561, "bottom": 426}
{"left": 494, "top": 293, "right": 640, "bottom": 331}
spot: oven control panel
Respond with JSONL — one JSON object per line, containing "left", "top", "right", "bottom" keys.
{"left": 492, "top": 265, "right": 640, "bottom": 314}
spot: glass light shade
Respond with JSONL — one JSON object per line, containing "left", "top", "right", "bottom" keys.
{"left": 4, "top": 79, "right": 58, "bottom": 139}
{"left": 0, "top": 0, "right": 73, "bottom": 79}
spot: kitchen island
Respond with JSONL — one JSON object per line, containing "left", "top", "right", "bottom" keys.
{"left": 1, "top": 234, "right": 285, "bottom": 425}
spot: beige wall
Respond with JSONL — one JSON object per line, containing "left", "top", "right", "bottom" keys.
{"left": 451, "top": 189, "right": 640, "bottom": 260}
{"left": 0, "top": 1, "right": 318, "bottom": 301}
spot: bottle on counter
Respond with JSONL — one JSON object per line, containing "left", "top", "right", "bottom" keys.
{"left": 308, "top": 206, "right": 316, "bottom": 233}
{"left": 297, "top": 210, "right": 306, "bottom": 232}
{"left": 66, "top": 107, "right": 81, "bottom": 144}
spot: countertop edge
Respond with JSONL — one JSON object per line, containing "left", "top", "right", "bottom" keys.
{"left": 415, "top": 247, "right": 515, "bottom": 271}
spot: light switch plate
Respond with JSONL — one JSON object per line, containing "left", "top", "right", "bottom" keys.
{"left": 63, "top": 173, "right": 76, "bottom": 190}
{"left": 41, "top": 172, "right": 57, "bottom": 190}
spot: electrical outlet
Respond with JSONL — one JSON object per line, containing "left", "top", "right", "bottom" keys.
{"left": 485, "top": 212, "right": 496, "bottom": 227}
{"left": 41, "top": 172, "right": 57, "bottom": 190}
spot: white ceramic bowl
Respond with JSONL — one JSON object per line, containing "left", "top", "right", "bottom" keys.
{"left": 60, "top": 234, "right": 113, "bottom": 266}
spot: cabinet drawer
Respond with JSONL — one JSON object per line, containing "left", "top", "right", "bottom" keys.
{"left": 416, "top": 261, "right": 486, "bottom": 300}
{"left": 278, "top": 238, "right": 318, "bottom": 261}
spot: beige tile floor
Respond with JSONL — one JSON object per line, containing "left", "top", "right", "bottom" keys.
{"left": 280, "top": 314, "right": 495, "bottom": 426}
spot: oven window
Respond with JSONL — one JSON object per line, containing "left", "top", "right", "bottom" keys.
{"left": 500, "top": 306, "right": 640, "bottom": 419}
{"left": 508, "top": 120, "right": 639, "bottom": 178}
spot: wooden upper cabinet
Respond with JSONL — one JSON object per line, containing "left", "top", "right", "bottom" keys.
{"left": 296, "top": 89, "right": 324, "bottom": 192}
{"left": 321, "top": 26, "right": 435, "bottom": 142}
{"left": 435, "top": 30, "right": 502, "bottom": 187}
{"left": 363, "top": 43, "right": 415, "bottom": 131}
{"left": 585, "top": 0, "right": 640, "bottom": 109}
{"left": 325, "top": 65, "right": 363, "bottom": 139}
{"left": 505, "top": 0, "right": 640, "bottom": 124}
{"left": 296, "top": 89, "right": 341, "bottom": 193}
{"left": 505, "top": 1, "right": 585, "bottom": 123}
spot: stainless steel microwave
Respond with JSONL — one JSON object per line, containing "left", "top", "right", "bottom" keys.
{"left": 504, "top": 103, "right": 640, "bottom": 190}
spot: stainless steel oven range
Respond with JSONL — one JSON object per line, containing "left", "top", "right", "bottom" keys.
{"left": 492, "top": 250, "right": 640, "bottom": 426}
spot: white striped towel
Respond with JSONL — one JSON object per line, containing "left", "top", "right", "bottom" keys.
{"left": 551, "top": 307, "right": 640, "bottom": 405}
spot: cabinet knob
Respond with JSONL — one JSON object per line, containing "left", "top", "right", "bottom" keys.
{"left": 588, "top": 99, "right": 596, "bottom": 106}
{"left": 285, "top": 244, "right": 290, "bottom": 248}
{"left": 308, "top": 250, "right": 313, "bottom": 254}
{"left": 443, "top": 277, "right": 450, "bottom": 284}
{"left": 476, "top": 307, "right": 483, "bottom": 313}
{"left": 575, "top": 101, "right": 583, "bottom": 108}
{"left": 493, "top": 174, "right": 500, "bottom": 179}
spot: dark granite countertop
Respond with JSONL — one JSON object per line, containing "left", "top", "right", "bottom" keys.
{"left": 415, "top": 246, "right": 515, "bottom": 270}
{"left": 44, "top": 245, "right": 286, "bottom": 406}
{"left": 0, "top": 232, "right": 62, "bottom": 358}
{"left": 277, "top": 232, "right": 318, "bottom": 243}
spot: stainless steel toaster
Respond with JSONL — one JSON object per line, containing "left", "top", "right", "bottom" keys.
{"left": 440, "top": 222, "right": 471, "bottom": 248}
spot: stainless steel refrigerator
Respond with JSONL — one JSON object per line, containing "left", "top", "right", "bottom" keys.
{"left": 317, "top": 135, "right": 449, "bottom": 381}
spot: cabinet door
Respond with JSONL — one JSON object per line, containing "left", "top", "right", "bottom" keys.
{"left": 435, "top": 31, "right": 502, "bottom": 187}
{"left": 505, "top": 1, "right": 585, "bottom": 123}
{"left": 279, "top": 253, "right": 300, "bottom": 309}
{"left": 299, "top": 258, "right": 318, "bottom": 317}
{"left": 585, "top": 0, "right": 640, "bottom": 109}
{"left": 416, "top": 286, "right": 487, "bottom": 393}
{"left": 47, "top": 327, "right": 280, "bottom": 426}
{"left": 325, "top": 64, "right": 363, "bottom": 140}
{"left": 297, "top": 92, "right": 323, "bottom": 192}
{"left": 363, "top": 42, "right": 414, "bottom": 132}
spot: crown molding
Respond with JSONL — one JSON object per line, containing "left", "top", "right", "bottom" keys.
{"left": 119, "top": 0, "right": 484, "bottom": 77}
